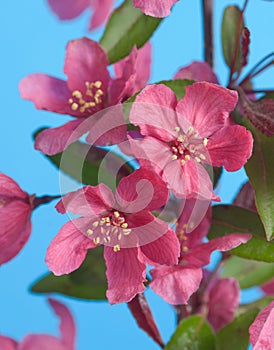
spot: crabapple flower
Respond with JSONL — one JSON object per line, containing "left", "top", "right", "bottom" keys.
{"left": 249, "top": 300, "right": 274, "bottom": 350}
{"left": 129, "top": 82, "right": 253, "bottom": 199}
{"left": 200, "top": 275, "right": 240, "bottom": 331}
{"left": 47, "top": 0, "right": 114, "bottom": 30}
{"left": 0, "top": 173, "right": 32, "bottom": 265}
{"left": 46, "top": 168, "right": 180, "bottom": 304}
{"left": 174, "top": 61, "right": 219, "bottom": 84}
{"left": 19, "top": 38, "right": 151, "bottom": 155}
{"left": 133, "top": 0, "right": 179, "bottom": 17}
{"left": 149, "top": 199, "right": 251, "bottom": 305}
{"left": 0, "top": 298, "right": 76, "bottom": 350}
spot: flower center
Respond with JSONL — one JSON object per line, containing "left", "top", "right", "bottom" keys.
{"left": 86, "top": 210, "right": 131, "bottom": 252}
{"left": 170, "top": 126, "right": 208, "bottom": 166}
{"left": 68, "top": 80, "right": 104, "bottom": 113}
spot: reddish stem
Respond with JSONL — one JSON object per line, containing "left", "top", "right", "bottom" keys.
{"left": 201, "top": 0, "right": 214, "bottom": 68}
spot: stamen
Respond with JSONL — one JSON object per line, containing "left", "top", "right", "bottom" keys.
{"left": 113, "top": 244, "right": 120, "bottom": 252}
{"left": 174, "top": 126, "right": 180, "bottom": 132}
{"left": 86, "top": 229, "right": 94, "bottom": 236}
{"left": 171, "top": 155, "right": 178, "bottom": 161}
{"left": 203, "top": 138, "right": 208, "bottom": 146}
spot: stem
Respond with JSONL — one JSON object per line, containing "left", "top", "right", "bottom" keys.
{"left": 243, "top": 89, "right": 274, "bottom": 94}
{"left": 201, "top": 0, "right": 214, "bottom": 68}
{"left": 175, "top": 304, "right": 190, "bottom": 325}
{"left": 32, "top": 194, "right": 61, "bottom": 209}
{"left": 239, "top": 57, "right": 274, "bottom": 86}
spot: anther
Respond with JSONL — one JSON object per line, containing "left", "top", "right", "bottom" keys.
{"left": 113, "top": 244, "right": 120, "bottom": 252}
{"left": 86, "top": 229, "right": 94, "bottom": 236}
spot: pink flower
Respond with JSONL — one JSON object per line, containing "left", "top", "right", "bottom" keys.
{"left": 129, "top": 82, "right": 253, "bottom": 199}
{"left": 133, "top": 0, "right": 179, "bottom": 17}
{"left": 0, "top": 173, "right": 32, "bottom": 265}
{"left": 19, "top": 38, "right": 151, "bottom": 155}
{"left": 249, "top": 300, "right": 274, "bottom": 350}
{"left": 174, "top": 61, "right": 219, "bottom": 84}
{"left": 149, "top": 199, "right": 251, "bottom": 305}
{"left": 201, "top": 275, "right": 240, "bottom": 331}
{"left": 46, "top": 168, "right": 180, "bottom": 304}
{"left": 47, "top": 0, "right": 114, "bottom": 30}
{"left": 0, "top": 298, "right": 76, "bottom": 350}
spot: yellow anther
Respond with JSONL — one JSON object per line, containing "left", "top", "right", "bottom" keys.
{"left": 114, "top": 211, "right": 120, "bottom": 218}
{"left": 182, "top": 235, "right": 188, "bottom": 241}
{"left": 72, "top": 90, "right": 82, "bottom": 98}
{"left": 68, "top": 98, "right": 73, "bottom": 104}
{"left": 194, "top": 131, "right": 199, "bottom": 137}
{"left": 113, "top": 244, "right": 120, "bottom": 252}
{"left": 94, "top": 81, "right": 102, "bottom": 88}
{"left": 71, "top": 103, "right": 78, "bottom": 111}
{"left": 203, "top": 138, "right": 208, "bottom": 146}
{"left": 121, "top": 223, "right": 128, "bottom": 228}
{"left": 86, "top": 229, "right": 94, "bottom": 236}
{"left": 199, "top": 154, "right": 206, "bottom": 160}
{"left": 93, "top": 237, "right": 100, "bottom": 244}
{"left": 189, "top": 222, "right": 195, "bottom": 229}
{"left": 123, "top": 228, "right": 131, "bottom": 236}
{"left": 182, "top": 224, "right": 187, "bottom": 229}
{"left": 185, "top": 155, "right": 191, "bottom": 161}
{"left": 92, "top": 221, "right": 99, "bottom": 227}
{"left": 182, "top": 246, "right": 189, "bottom": 253}
{"left": 195, "top": 157, "right": 201, "bottom": 163}
{"left": 177, "top": 135, "right": 183, "bottom": 142}
{"left": 171, "top": 155, "right": 178, "bottom": 161}
{"left": 181, "top": 159, "right": 185, "bottom": 166}
{"left": 174, "top": 126, "right": 180, "bottom": 132}
{"left": 188, "top": 126, "right": 194, "bottom": 134}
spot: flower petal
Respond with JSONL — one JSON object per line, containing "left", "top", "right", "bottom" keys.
{"left": 0, "top": 201, "right": 31, "bottom": 265}
{"left": 88, "top": 0, "right": 113, "bottom": 30}
{"left": 0, "top": 335, "right": 17, "bottom": 350}
{"left": 19, "top": 74, "right": 75, "bottom": 115}
{"left": 46, "top": 218, "right": 97, "bottom": 275}
{"left": 47, "top": 0, "right": 89, "bottom": 20}
{"left": 56, "top": 184, "right": 114, "bottom": 216}
{"left": 104, "top": 246, "right": 146, "bottom": 304}
{"left": 116, "top": 167, "right": 169, "bottom": 213}
{"left": 207, "top": 278, "right": 240, "bottom": 331}
{"left": 130, "top": 84, "right": 178, "bottom": 142}
{"left": 48, "top": 299, "right": 75, "bottom": 350}
{"left": 176, "top": 82, "right": 238, "bottom": 136}
{"left": 184, "top": 233, "right": 252, "bottom": 267}
{"left": 0, "top": 173, "right": 28, "bottom": 199}
{"left": 249, "top": 300, "right": 274, "bottom": 350}
{"left": 64, "top": 38, "right": 109, "bottom": 102}
{"left": 207, "top": 125, "right": 253, "bottom": 171}
{"left": 174, "top": 61, "right": 219, "bottom": 84}
{"left": 133, "top": 0, "right": 178, "bottom": 17}
{"left": 261, "top": 278, "right": 274, "bottom": 295}
{"left": 140, "top": 228, "right": 179, "bottom": 265}
{"left": 34, "top": 119, "right": 84, "bottom": 155}
{"left": 150, "top": 265, "right": 203, "bottom": 305}
{"left": 20, "top": 335, "right": 66, "bottom": 350}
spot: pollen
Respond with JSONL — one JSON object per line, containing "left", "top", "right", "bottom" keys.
{"left": 171, "top": 154, "right": 178, "bottom": 161}
{"left": 182, "top": 246, "right": 189, "bottom": 253}
{"left": 68, "top": 80, "right": 104, "bottom": 113}
{"left": 86, "top": 229, "right": 94, "bottom": 236}
{"left": 203, "top": 138, "right": 208, "bottom": 146}
{"left": 174, "top": 126, "right": 180, "bottom": 132}
{"left": 113, "top": 244, "right": 120, "bottom": 252}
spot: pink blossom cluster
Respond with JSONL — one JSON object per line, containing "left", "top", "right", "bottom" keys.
{"left": 2, "top": 0, "right": 273, "bottom": 347}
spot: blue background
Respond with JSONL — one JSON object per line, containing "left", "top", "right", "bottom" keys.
{"left": 0, "top": 0, "right": 273, "bottom": 348}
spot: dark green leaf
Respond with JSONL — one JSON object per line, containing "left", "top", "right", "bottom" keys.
{"left": 31, "top": 248, "right": 108, "bottom": 300}
{"left": 208, "top": 205, "right": 274, "bottom": 262}
{"left": 221, "top": 6, "right": 243, "bottom": 72}
{"left": 100, "top": 0, "right": 162, "bottom": 64}
{"left": 221, "top": 256, "right": 274, "bottom": 288}
{"left": 36, "top": 138, "right": 133, "bottom": 188}
{"left": 165, "top": 316, "right": 216, "bottom": 350}
{"left": 245, "top": 123, "right": 274, "bottom": 240}
{"left": 215, "top": 309, "right": 258, "bottom": 350}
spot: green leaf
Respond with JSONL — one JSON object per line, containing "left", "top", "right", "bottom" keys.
{"left": 100, "top": 0, "right": 162, "bottom": 64}
{"left": 208, "top": 205, "right": 274, "bottom": 262}
{"left": 221, "top": 6, "right": 243, "bottom": 72}
{"left": 165, "top": 316, "right": 216, "bottom": 350}
{"left": 215, "top": 308, "right": 258, "bottom": 350}
{"left": 245, "top": 123, "right": 274, "bottom": 240}
{"left": 221, "top": 256, "right": 274, "bottom": 288}
{"left": 156, "top": 79, "right": 194, "bottom": 100}
{"left": 213, "top": 167, "right": 223, "bottom": 188}
{"left": 31, "top": 248, "right": 108, "bottom": 300}
{"left": 38, "top": 139, "right": 133, "bottom": 188}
